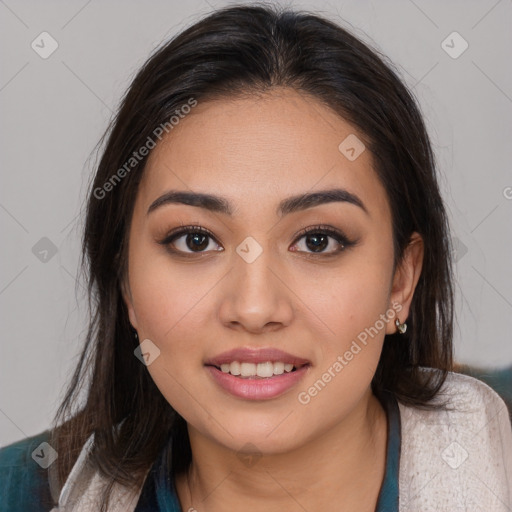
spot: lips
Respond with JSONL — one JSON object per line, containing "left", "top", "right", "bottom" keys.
{"left": 205, "top": 364, "right": 311, "bottom": 400}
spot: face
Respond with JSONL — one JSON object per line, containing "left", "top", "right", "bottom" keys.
{"left": 122, "top": 88, "right": 421, "bottom": 455}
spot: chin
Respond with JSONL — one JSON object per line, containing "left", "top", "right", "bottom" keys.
{"left": 193, "top": 411, "right": 308, "bottom": 455}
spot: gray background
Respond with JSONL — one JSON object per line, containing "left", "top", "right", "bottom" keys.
{"left": 1, "top": 0, "right": 511, "bottom": 447}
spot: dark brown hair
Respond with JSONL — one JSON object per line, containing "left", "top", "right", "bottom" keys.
{"left": 50, "top": 3, "right": 454, "bottom": 509}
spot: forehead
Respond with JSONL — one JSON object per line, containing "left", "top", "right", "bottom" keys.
{"left": 138, "top": 88, "right": 390, "bottom": 221}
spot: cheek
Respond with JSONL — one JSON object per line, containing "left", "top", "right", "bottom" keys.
{"left": 295, "top": 247, "right": 393, "bottom": 400}
{"left": 127, "top": 255, "right": 222, "bottom": 419}
{"left": 294, "top": 275, "right": 389, "bottom": 428}
{"left": 305, "top": 259, "right": 392, "bottom": 348}
{"left": 127, "top": 254, "right": 212, "bottom": 416}
{"left": 128, "top": 245, "right": 216, "bottom": 343}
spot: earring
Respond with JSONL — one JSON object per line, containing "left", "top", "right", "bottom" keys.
{"left": 395, "top": 317, "right": 407, "bottom": 334}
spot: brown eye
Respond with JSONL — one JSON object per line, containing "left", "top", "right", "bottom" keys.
{"left": 304, "top": 233, "right": 330, "bottom": 252}
{"left": 184, "top": 232, "right": 210, "bottom": 251}
{"left": 291, "top": 225, "right": 356, "bottom": 256}
{"left": 159, "top": 226, "right": 223, "bottom": 254}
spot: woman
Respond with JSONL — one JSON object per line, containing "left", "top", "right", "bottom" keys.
{"left": 1, "top": 4, "right": 511, "bottom": 511}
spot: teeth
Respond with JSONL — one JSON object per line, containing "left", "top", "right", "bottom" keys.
{"left": 240, "top": 362, "right": 256, "bottom": 377}
{"left": 273, "top": 362, "right": 284, "bottom": 375}
{"left": 256, "top": 361, "right": 274, "bottom": 378}
{"left": 229, "top": 361, "right": 241, "bottom": 375}
{"left": 218, "top": 361, "right": 298, "bottom": 377}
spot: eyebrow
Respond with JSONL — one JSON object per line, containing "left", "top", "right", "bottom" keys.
{"left": 147, "top": 188, "right": 368, "bottom": 217}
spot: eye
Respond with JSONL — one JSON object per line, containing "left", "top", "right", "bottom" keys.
{"left": 158, "top": 224, "right": 356, "bottom": 257}
{"left": 290, "top": 225, "right": 356, "bottom": 256}
{"left": 158, "top": 225, "right": 223, "bottom": 254}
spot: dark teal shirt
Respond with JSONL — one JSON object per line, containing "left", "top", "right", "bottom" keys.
{"left": 0, "top": 431, "right": 56, "bottom": 511}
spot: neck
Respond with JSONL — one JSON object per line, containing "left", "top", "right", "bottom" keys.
{"left": 176, "top": 389, "right": 388, "bottom": 512}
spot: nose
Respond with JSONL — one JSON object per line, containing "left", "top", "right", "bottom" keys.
{"left": 217, "top": 246, "right": 294, "bottom": 334}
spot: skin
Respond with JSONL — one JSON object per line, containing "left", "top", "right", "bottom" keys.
{"left": 122, "top": 87, "right": 424, "bottom": 511}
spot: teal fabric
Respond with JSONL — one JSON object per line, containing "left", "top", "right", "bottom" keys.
{"left": 375, "top": 391, "right": 400, "bottom": 511}
{"left": 0, "top": 430, "right": 55, "bottom": 511}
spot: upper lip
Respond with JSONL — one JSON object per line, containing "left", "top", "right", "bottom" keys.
{"left": 205, "top": 347, "right": 311, "bottom": 367}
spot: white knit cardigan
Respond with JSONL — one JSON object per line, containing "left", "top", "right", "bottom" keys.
{"left": 50, "top": 372, "right": 512, "bottom": 511}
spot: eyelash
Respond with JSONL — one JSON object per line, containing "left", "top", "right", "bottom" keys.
{"left": 157, "top": 224, "right": 357, "bottom": 257}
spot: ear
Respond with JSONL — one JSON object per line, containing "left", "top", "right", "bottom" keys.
{"left": 120, "top": 275, "right": 139, "bottom": 331}
{"left": 385, "top": 232, "right": 424, "bottom": 335}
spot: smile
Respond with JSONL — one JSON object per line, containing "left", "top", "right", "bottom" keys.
{"left": 204, "top": 347, "right": 311, "bottom": 400}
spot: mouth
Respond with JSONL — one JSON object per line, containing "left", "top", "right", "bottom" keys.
{"left": 204, "top": 347, "right": 311, "bottom": 400}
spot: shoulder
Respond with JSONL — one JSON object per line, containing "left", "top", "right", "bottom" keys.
{"left": 397, "top": 370, "right": 512, "bottom": 511}
{"left": 399, "top": 369, "right": 512, "bottom": 431}
{"left": 431, "top": 369, "right": 511, "bottom": 417}
{"left": 0, "top": 430, "right": 57, "bottom": 511}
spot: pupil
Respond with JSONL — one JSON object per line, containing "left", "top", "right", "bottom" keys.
{"left": 187, "top": 233, "right": 208, "bottom": 251}
{"left": 306, "top": 234, "right": 327, "bottom": 252}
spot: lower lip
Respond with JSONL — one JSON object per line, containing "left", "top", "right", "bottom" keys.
{"left": 205, "top": 365, "right": 310, "bottom": 400}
